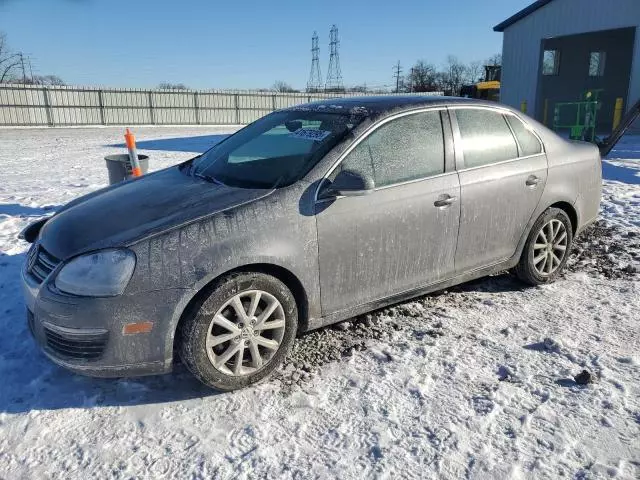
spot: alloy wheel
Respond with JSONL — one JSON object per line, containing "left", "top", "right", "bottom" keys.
{"left": 205, "top": 290, "right": 286, "bottom": 376}
{"left": 532, "top": 219, "right": 568, "bottom": 276}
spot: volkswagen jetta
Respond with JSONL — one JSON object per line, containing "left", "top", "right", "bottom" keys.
{"left": 20, "top": 96, "right": 602, "bottom": 390}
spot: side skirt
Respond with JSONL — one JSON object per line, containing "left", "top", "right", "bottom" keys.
{"left": 307, "top": 257, "right": 519, "bottom": 331}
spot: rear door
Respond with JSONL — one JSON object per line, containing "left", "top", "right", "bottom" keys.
{"left": 315, "top": 109, "right": 460, "bottom": 315}
{"left": 451, "top": 107, "right": 547, "bottom": 272}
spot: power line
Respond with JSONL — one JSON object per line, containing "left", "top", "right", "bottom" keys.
{"left": 325, "top": 25, "right": 343, "bottom": 92}
{"left": 307, "top": 31, "right": 322, "bottom": 93}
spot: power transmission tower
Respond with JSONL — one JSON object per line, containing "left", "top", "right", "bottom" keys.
{"left": 307, "top": 31, "right": 322, "bottom": 93}
{"left": 325, "top": 25, "right": 343, "bottom": 92}
{"left": 393, "top": 61, "right": 403, "bottom": 93}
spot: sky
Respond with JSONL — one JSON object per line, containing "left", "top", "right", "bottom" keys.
{"left": 0, "top": 0, "right": 532, "bottom": 90}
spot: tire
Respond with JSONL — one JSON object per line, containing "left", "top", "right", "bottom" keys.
{"left": 515, "top": 208, "right": 573, "bottom": 286}
{"left": 178, "top": 272, "right": 298, "bottom": 391}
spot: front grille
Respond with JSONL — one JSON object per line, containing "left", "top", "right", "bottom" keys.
{"left": 28, "top": 245, "right": 60, "bottom": 284}
{"left": 43, "top": 325, "right": 108, "bottom": 360}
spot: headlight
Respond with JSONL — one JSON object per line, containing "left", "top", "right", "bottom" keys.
{"left": 55, "top": 249, "right": 136, "bottom": 297}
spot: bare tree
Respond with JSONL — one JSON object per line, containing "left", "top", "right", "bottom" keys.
{"left": 38, "top": 75, "right": 65, "bottom": 85}
{"left": 272, "top": 80, "right": 296, "bottom": 93}
{"left": 486, "top": 53, "right": 502, "bottom": 66}
{"left": 405, "top": 61, "right": 439, "bottom": 92}
{"left": 158, "top": 82, "right": 188, "bottom": 90}
{"left": 17, "top": 74, "right": 65, "bottom": 86}
{"left": 347, "top": 84, "right": 368, "bottom": 93}
{"left": 466, "top": 61, "right": 483, "bottom": 84}
{"left": 442, "top": 55, "right": 467, "bottom": 96}
{"left": 0, "top": 32, "right": 21, "bottom": 83}
{"left": 434, "top": 71, "right": 448, "bottom": 92}
{"left": 1, "top": 32, "right": 64, "bottom": 84}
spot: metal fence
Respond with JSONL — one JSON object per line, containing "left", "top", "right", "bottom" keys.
{"left": 0, "top": 84, "right": 442, "bottom": 127}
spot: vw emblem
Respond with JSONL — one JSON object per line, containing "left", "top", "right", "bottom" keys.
{"left": 26, "top": 244, "right": 38, "bottom": 272}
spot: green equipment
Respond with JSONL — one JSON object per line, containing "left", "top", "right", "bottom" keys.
{"left": 552, "top": 90, "right": 603, "bottom": 142}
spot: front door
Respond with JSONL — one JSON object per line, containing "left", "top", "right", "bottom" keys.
{"left": 315, "top": 109, "right": 461, "bottom": 315}
{"left": 451, "top": 107, "right": 548, "bottom": 272}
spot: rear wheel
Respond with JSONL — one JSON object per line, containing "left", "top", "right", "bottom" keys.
{"left": 179, "top": 272, "right": 297, "bottom": 391}
{"left": 516, "top": 208, "right": 573, "bottom": 286}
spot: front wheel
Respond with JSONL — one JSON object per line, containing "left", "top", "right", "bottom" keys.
{"left": 178, "top": 272, "right": 298, "bottom": 391}
{"left": 515, "top": 208, "right": 573, "bottom": 286}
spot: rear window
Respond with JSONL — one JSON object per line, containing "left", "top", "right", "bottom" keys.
{"left": 506, "top": 115, "right": 543, "bottom": 157}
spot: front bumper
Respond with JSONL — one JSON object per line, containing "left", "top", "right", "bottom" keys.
{"left": 22, "top": 257, "right": 179, "bottom": 378}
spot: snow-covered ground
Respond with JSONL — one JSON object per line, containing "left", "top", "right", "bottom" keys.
{"left": 0, "top": 127, "right": 638, "bottom": 479}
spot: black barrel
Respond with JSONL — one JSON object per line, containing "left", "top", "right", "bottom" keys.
{"left": 105, "top": 154, "right": 149, "bottom": 185}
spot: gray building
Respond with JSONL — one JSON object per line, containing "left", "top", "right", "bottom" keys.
{"left": 494, "top": 0, "right": 640, "bottom": 132}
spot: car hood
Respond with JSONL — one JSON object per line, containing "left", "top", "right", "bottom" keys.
{"left": 39, "top": 165, "right": 272, "bottom": 260}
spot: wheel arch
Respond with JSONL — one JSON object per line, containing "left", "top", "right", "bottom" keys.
{"left": 512, "top": 198, "right": 580, "bottom": 266}
{"left": 169, "top": 262, "right": 310, "bottom": 357}
{"left": 548, "top": 201, "right": 578, "bottom": 234}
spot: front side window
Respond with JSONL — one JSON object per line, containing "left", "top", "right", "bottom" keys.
{"left": 455, "top": 108, "right": 518, "bottom": 168}
{"left": 589, "top": 51, "right": 606, "bottom": 77}
{"left": 193, "top": 110, "right": 364, "bottom": 188}
{"left": 542, "top": 49, "right": 560, "bottom": 76}
{"left": 334, "top": 110, "right": 445, "bottom": 187}
{"left": 506, "top": 115, "right": 543, "bottom": 157}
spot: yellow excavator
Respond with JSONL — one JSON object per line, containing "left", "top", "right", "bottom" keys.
{"left": 460, "top": 65, "right": 501, "bottom": 102}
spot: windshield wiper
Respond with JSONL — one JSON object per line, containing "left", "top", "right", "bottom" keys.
{"left": 194, "top": 172, "right": 226, "bottom": 186}
{"left": 194, "top": 172, "right": 214, "bottom": 182}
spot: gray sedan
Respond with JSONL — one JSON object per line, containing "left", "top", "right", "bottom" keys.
{"left": 20, "top": 96, "right": 602, "bottom": 390}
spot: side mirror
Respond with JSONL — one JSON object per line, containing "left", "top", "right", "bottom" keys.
{"left": 321, "top": 169, "right": 375, "bottom": 198}
{"left": 19, "top": 217, "right": 48, "bottom": 243}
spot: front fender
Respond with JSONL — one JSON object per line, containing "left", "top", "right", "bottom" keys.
{"left": 162, "top": 255, "right": 316, "bottom": 359}
{"left": 125, "top": 194, "right": 320, "bottom": 362}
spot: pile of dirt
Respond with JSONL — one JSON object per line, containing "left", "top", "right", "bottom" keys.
{"left": 276, "top": 299, "right": 454, "bottom": 388}
{"left": 567, "top": 220, "right": 640, "bottom": 279}
{"left": 275, "top": 312, "right": 398, "bottom": 387}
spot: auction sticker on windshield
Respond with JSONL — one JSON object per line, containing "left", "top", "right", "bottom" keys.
{"left": 289, "top": 128, "right": 332, "bottom": 142}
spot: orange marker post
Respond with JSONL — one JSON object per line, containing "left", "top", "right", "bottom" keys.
{"left": 124, "top": 128, "right": 143, "bottom": 177}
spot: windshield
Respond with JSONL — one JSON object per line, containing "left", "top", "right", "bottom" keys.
{"left": 192, "top": 110, "right": 364, "bottom": 188}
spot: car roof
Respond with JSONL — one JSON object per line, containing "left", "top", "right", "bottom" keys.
{"left": 282, "top": 95, "right": 501, "bottom": 116}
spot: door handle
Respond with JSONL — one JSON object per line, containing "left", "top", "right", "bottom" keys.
{"left": 434, "top": 194, "right": 457, "bottom": 208}
{"left": 526, "top": 175, "right": 540, "bottom": 187}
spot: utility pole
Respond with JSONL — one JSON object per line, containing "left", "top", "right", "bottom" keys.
{"left": 19, "top": 52, "right": 26, "bottom": 83}
{"left": 27, "top": 57, "right": 34, "bottom": 83}
{"left": 393, "top": 61, "right": 402, "bottom": 93}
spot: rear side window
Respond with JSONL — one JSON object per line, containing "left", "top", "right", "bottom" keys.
{"left": 455, "top": 108, "right": 518, "bottom": 168}
{"left": 335, "top": 110, "right": 445, "bottom": 187}
{"left": 506, "top": 115, "right": 543, "bottom": 157}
